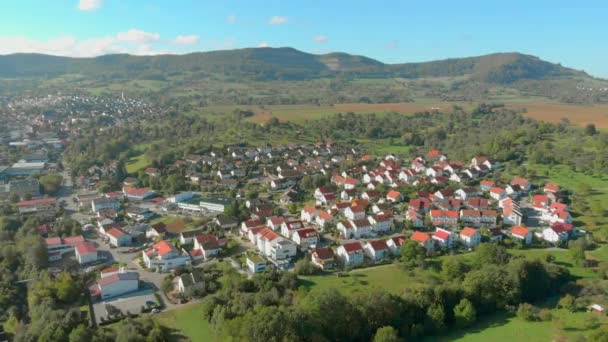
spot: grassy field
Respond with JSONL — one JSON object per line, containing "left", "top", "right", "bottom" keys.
{"left": 298, "top": 263, "right": 440, "bottom": 295}
{"left": 510, "top": 248, "right": 598, "bottom": 279}
{"left": 126, "top": 143, "right": 151, "bottom": 174}
{"left": 197, "top": 99, "right": 608, "bottom": 127}
{"left": 150, "top": 216, "right": 202, "bottom": 234}
{"left": 430, "top": 309, "right": 608, "bottom": 342}
{"left": 156, "top": 303, "right": 216, "bottom": 342}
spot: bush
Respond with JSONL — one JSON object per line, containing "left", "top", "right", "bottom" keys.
{"left": 537, "top": 309, "right": 553, "bottom": 321}
{"left": 516, "top": 303, "right": 538, "bottom": 321}
{"left": 294, "top": 258, "right": 318, "bottom": 275}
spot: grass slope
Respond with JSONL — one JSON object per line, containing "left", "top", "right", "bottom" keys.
{"left": 156, "top": 303, "right": 216, "bottom": 342}
{"left": 126, "top": 143, "right": 151, "bottom": 174}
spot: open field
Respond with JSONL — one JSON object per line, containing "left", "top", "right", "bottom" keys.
{"left": 156, "top": 303, "right": 215, "bottom": 342}
{"left": 298, "top": 263, "right": 440, "bottom": 295}
{"left": 198, "top": 100, "right": 608, "bottom": 127}
{"left": 126, "top": 143, "right": 151, "bottom": 174}
{"left": 150, "top": 216, "right": 201, "bottom": 234}
{"left": 429, "top": 309, "right": 608, "bottom": 342}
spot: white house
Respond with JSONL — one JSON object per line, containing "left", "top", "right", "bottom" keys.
{"left": 311, "top": 247, "right": 335, "bottom": 270}
{"left": 177, "top": 270, "right": 205, "bottom": 295}
{"left": 349, "top": 218, "right": 373, "bottom": 238}
{"left": 336, "top": 242, "right": 364, "bottom": 266}
{"left": 315, "top": 211, "right": 334, "bottom": 230}
{"left": 75, "top": 242, "right": 97, "bottom": 264}
{"left": 300, "top": 206, "right": 319, "bottom": 223}
{"left": 432, "top": 228, "right": 454, "bottom": 248}
{"left": 511, "top": 226, "right": 532, "bottom": 245}
{"left": 363, "top": 240, "right": 390, "bottom": 261}
{"left": 106, "top": 227, "right": 131, "bottom": 247}
{"left": 368, "top": 214, "right": 393, "bottom": 234}
{"left": 542, "top": 225, "right": 570, "bottom": 244}
{"left": 292, "top": 228, "right": 319, "bottom": 249}
{"left": 281, "top": 220, "right": 305, "bottom": 239}
{"left": 246, "top": 254, "right": 267, "bottom": 274}
{"left": 386, "top": 235, "right": 406, "bottom": 255}
{"left": 142, "top": 240, "right": 191, "bottom": 272}
{"left": 89, "top": 271, "right": 139, "bottom": 300}
{"left": 459, "top": 227, "right": 481, "bottom": 249}
{"left": 344, "top": 206, "right": 366, "bottom": 220}
{"left": 411, "top": 231, "right": 434, "bottom": 251}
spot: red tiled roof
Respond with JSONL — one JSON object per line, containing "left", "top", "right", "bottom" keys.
{"left": 296, "top": 228, "right": 318, "bottom": 238}
{"left": 17, "top": 197, "right": 57, "bottom": 206}
{"left": 490, "top": 187, "right": 505, "bottom": 194}
{"left": 544, "top": 183, "right": 560, "bottom": 193}
{"left": 386, "top": 190, "right": 401, "bottom": 199}
{"left": 511, "top": 226, "right": 529, "bottom": 237}
{"left": 63, "top": 235, "right": 85, "bottom": 244}
{"left": 106, "top": 227, "right": 125, "bottom": 239}
{"left": 411, "top": 231, "right": 430, "bottom": 243}
{"left": 433, "top": 230, "right": 451, "bottom": 240}
{"left": 258, "top": 228, "right": 280, "bottom": 241}
{"left": 190, "top": 249, "right": 203, "bottom": 257}
{"left": 390, "top": 235, "right": 406, "bottom": 247}
{"left": 341, "top": 242, "right": 362, "bottom": 253}
{"left": 148, "top": 240, "right": 176, "bottom": 256}
{"left": 318, "top": 211, "right": 333, "bottom": 220}
{"left": 460, "top": 227, "right": 478, "bottom": 238}
{"left": 123, "top": 187, "right": 152, "bottom": 196}
{"left": 511, "top": 176, "right": 529, "bottom": 187}
{"left": 75, "top": 242, "right": 96, "bottom": 255}
{"left": 367, "top": 239, "right": 389, "bottom": 251}
{"left": 45, "top": 237, "right": 62, "bottom": 246}
{"left": 313, "top": 247, "right": 334, "bottom": 260}
{"left": 532, "top": 195, "right": 550, "bottom": 203}
{"left": 480, "top": 180, "right": 495, "bottom": 187}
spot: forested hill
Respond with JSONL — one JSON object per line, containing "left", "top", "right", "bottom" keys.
{"left": 0, "top": 47, "right": 591, "bottom": 83}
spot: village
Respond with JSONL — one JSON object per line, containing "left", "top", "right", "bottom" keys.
{"left": 0, "top": 113, "right": 582, "bottom": 326}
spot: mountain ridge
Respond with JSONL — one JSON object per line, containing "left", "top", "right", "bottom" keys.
{"left": 0, "top": 47, "right": 594, "bottom": 84}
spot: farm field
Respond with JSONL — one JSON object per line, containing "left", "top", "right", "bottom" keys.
{"left": 198, "top": 99, "right": 608, "bottom": 127}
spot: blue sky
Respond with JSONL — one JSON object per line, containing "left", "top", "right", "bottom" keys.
{"left": 1, "top": 0, "right": 607, "bottom": 77}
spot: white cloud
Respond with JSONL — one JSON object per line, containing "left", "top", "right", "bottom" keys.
{"left": 174, "top": 35, "right": 199, "bottom": 45}
{"left": 227, "top": 14, "right": 237, "bottom": 23}
{"left": 268, "top": 16, "right": 288, "bottom": 25}
{"left": 0, "top": 35, "right": 126, "bottom": 57}
{"left": 78, "top": 0, "right": 103, "bottom": 11}
{"left": 313, "top": 35, "right": 328, "bottom": 43}
{"left": 258, "top": 41, "right": 270, "bottom": 48}
{"left": 116, "top": 29, "right": 160, "bottom": 44}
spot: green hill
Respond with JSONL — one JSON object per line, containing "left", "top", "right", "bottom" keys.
{"left": 0, "top": 47, "right": 591, "bottom": 84}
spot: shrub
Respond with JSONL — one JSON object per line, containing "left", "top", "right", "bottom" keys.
{"left": 517, "top": 303, "right": 538, "bottom": 321}
{"left": 294, "top": 258, "right": 318, "bottom": 275}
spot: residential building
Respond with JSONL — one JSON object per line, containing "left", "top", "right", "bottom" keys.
{"left": 106, "top": 227, "right": 131, "bottom": 247}
{"left": 511, "top": 226, "right": 532, "bottom": 245}
{"left": 432, "top": 228, "right": 454, "bottom": 248}
{"left": 386, "top": 235, "right": 406, "bottom": 255}
{"left": 311, "top": 247, "right": 335, "bottom": 270}
{"left": 177, "top": 270, "right": 205, "bottom": 295}
{"left": 199, "top": 197, "right": 231, "bottom": 212}
{"left": 363, "top": 240, "right": 390, "bottom": 261}
{"left": 459, "top": 227, "right": 481, "bottom": 248}
{"left": 246, "top": 254, "right": 267, "bottom": 274}
{"left": 143, "top": 240, "right": 191, "bottom": 272}
{"left": 89, "top": 272, "right": 139, "bottom": 300}
{"left": 336, "top": 242, "right": 364, "bottom": 266}
{"left": 75, "top": 242, "right": 97, "bottom": 264}
{"left": 410, "top": 231, "right": 434, "bottom": 251}
{"left": 292, "top": 228, "right": 319, "bottom": 249}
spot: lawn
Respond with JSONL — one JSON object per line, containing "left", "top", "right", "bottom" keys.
{"left": 509, "top": 248, "right": 598, "bottom": 279}
{"left": 126, "top": 143, "right": 151, "bottom": 174}
{"left": 156, "top": 303, "right": 217, "bottom": 342}
{"left": 430, "top": 309, "right": 608, "bottom": 342}
{"left": 298, "top": 263, "right": 440, "bottom": 295}
{"left": 150, "top": 216, "right": 201, "bottom": 234}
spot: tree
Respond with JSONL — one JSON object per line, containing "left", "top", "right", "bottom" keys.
{"left": 68, "top": 324, "right": 91, "bottom": 342}
{"left": 426, "top": 303, "right": 446, "bottom": 332}
{"left": 558, "top": 294, "right": 577, "bottom": 312}
{"left": 584, "top": 123, "right": 597, "bottom": 136}
{"left": 55, "top": 272, "right": 80, "bottom": 303}
{"left": 516, "top": 303, "right": 538, "bottom": 321}
{"left": 400, "top": 240, "right": 425, "bottom": 266}
{"left": 373, "top": 326, "right": 401, "bottom": 342}
{"left": 39, "top": 174, "right": 63, "bottom": 195}
{"left": 294, "top": 258, "right": 317, "bottom": 275}
{"left": 568, "top": 239, "right": 586, "bottom": 266}
{"left": 453, "top": 298, "right": 476, "bottom": 328}
{"left": 441, "top": 258, "right": 468, "bottom": 281}
{"left": 474, "top": 243, "right": 510, "bottom": 267}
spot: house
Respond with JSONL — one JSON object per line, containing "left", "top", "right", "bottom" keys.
{"left": 368, "top": 214, "right": 393, "bottom": 234}
{"left": 122, "top": 186, "right": 156, "bottom": 201}
{"left": 75, "top": 242, "right": 97, "bottom": 264}
{"left": 311, "top": 247, "right": 335, "bottom": 270}
{"left": 106, "top": 227, "right": 131, "bottom": 247}
{"left": 480, "top": 180, "right": 495, "bottom": 191}
{"left": 459, "top": 227, "right": 481, "bottom": 248}
{"left": 430, "top": 210, "right": 458, "bottom": 227}
{"left": 532, "top": 194, "right": 550, "bottom": 207}
{"left": 409, "top": 198, "right": 431, "bottom": 213}
{"left": 125, "top": 206, "right": 155, "bottom": 222}
{"left": 214, "top": 216, "right": 238, "bottom": 230}
{"left": 179, "top": 228, "right": 206, "bottom": 245}
{"left": 91, "top": 197, "right": 121, "bottom": 213}
{"left": 292, "top": 228, "right": 319, "bottom": 249}
{"left": 240, "top": 218, "right": 265, "bottom": 236}
{"left": 191, "top": 234, "right": 221, "bottom": 260}
{"left": 344, "top": 205, "right": 366, "bottom": 220}
{"left": 410, "top": 231, "right": 434, "bottom": 251}
{"left": 336, "top": 242, "right": 364, "bottom": 266}
{"left": 542, "top": 224, "right": 571, "bottom": 244}
{"left": 89, "top": 271, "right": 139, "bottom": 300}
{"left": 266, "top": 216, "right": 286, "bottom": 230}
{"left": 363, "top": 240, "right": 390, "bottom": 261}
{"left": 505, "top": 184, "right": 523, "bottom": 198}
{"left": 455, "top": 187, "right": 480, "bottom": 200}
{"left": 406, "top": 208, "right": 425, "bottom": 228}
{"left": 466, "top": 197, "right": 489, "bottom": 210}
{"left": 314, "top": 187, "right": 337, "bottom": 205}
{"left": 146, "top": 222, "right": 167, "bottom": 239}
{"left": 386, "top": 235, "right": 406, "bottom": 255}
{"left": 432, "top": 228, "right": 454, "bottom": 248}
{"left": 145, "top": 167, "right": 160, "bottom": 177}
{"left": 199, "top": 197, "right": 231, "bottom": 212}
{"left": 281, "top": 220, "right": 305, "bottom": 239}
{"left": 246, "top": 254, "right": 267, "bottom": 274}
{"left": 490, "top": 187, "right": 507, "bottom": 201}
{"left": 17, "top": 197, "right": 57, "bottom": 219}
{"left": 433, "top": 189, "right": 454, "bottom": 200}
{"left": 143, "top": 240, "right": 191, "bottom": 272}
{"left": 511, "top": 176, "right": 531, "bottom": 192}
{"left": 45, "top": 235, "right": 84, "bottom": 261}
{"left": 386, "top": 190, "right": 402, "bottom": 203}
{"left": 349, "top": 218, "right": 373, "bottom": 238}
{"left": 502, "top": 201, "right": 523, "bottom": 226}
{"left": 511, "top": 226, "right": 532, "bottom": 245}
{"left": 362, "top": 190, "right": 381, "bottom": 202}
{"left": 300, "top": 205, "right": 319, "bottom": 223}
{"left": 315, "top": 211, "right": 334, "bottom": 230}
{"left": 177, "top": 270, "right": 205, "bottom": 295}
